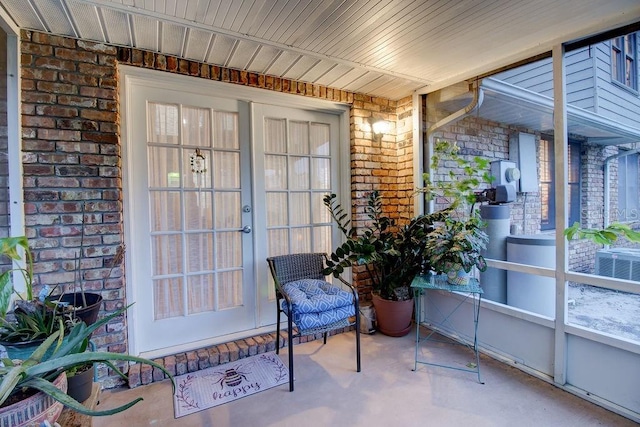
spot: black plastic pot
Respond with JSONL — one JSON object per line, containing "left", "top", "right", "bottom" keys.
{"left": 53, "top": 292, "right": 103, "bottom": 326}
{"left": 66, "top": 364, "right": 94, "bottom": 403}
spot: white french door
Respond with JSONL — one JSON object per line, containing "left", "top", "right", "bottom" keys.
{"left": 127, "top": 85, "right": 254, "bottom": 354}
{"left": 252, "top": 104, "right": 341, "bottom": 326}
{"left": 123, "top": 70, "right": 346, "bottom": 356}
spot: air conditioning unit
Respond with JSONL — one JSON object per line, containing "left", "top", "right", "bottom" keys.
{"left": 595, "top": 248, "right": 640, "bottom": 281}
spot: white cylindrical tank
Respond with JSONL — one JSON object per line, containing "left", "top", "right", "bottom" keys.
{"left": 506, "top": 235, "right": 556, "bottom": 317}
{"left": 480, "top": 204, "right": 510, "bottom": 303}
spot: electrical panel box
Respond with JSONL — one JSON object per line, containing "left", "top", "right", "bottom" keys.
{"left": 509, "top": 132, "right": 538, "bottom": 193}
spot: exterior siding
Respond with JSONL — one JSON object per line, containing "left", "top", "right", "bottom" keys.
{"left": 594, "top": 37, "right": 640, "bottom": 126}
{"left": 496, "top": 36, "right": 640, "bottom": 128}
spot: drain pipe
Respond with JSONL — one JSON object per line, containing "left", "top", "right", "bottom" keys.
{"left": 603, "top": 148, "right": 639, "bottom": 229}
{"left": 425, "top": 81, "right": 484, "bottom": 213}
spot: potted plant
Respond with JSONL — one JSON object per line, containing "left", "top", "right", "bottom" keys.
{"left": 0, "top": 236, "right": 73, "bottom": 359}
{"left": 420, "top": 139, "right": 490, "bottom": 284}
{"left": 0, "top": 306, "right": 174, "bottom": 425}
{"left": 48, "top": 203, "right": 124, "bottom": 327}
{"left": 424, "top": 215, "right": 489, "bottom": 285}
{"left": 323, "top": 139, "right": 491, "bottom": 335}
{"left": 323, "top": 191, "right": 448, "bottom": 336}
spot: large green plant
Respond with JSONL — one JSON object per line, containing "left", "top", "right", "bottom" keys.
{"left": 323, "top": 192, "right": 448, "bottom": 301}
{"left": 323, "top": 139, "right": 491, "bottom": 299}
{"left": 0, "top": 306, "right": 174, "bottom": 416}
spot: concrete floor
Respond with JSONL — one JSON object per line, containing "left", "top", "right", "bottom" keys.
{"left": 93, "top": 329, "right": 636, "bottom": 427}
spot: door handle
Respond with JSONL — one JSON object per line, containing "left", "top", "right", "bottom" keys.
{"left": 240, "top": 225, "right": 252, "bottom": 234}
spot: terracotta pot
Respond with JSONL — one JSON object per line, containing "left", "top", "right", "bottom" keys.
{"left": 0, "top": 371, "right": 67, "bottom": 427}
{"left": 371, "top": 294, "right": 414, "bottom": 337}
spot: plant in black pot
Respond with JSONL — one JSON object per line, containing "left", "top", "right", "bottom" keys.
{"left": 0, "top": 236, "right": 71, "bottom": 359}
{"left": 48, "top": 203, "right": 125, "bottom": 328}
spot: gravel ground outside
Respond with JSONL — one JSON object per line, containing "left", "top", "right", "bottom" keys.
{"left": 568, "top": 283, "right": 640, "bottom": 342}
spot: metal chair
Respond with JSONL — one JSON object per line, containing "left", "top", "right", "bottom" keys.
{"left": 267, "top": 253, "right": 361, "bottom": 391}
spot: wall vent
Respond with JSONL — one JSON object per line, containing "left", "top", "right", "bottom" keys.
{"left": 595, "top": 248, "right": 640, "bottom": 281}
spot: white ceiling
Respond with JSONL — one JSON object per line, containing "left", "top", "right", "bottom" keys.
{"left": 0, "top": 0, "right": 639, "bottom": 100}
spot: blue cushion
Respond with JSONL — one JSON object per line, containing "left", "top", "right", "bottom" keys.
{"left": 281, "top": 279, "right": 355, "bottom": 330}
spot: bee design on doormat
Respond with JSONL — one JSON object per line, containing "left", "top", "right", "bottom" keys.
{"left": 207, "top": 362, "right": 254, "bottom": 389}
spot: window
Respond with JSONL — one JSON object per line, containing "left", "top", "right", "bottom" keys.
{"left": 618, "top": 151, "right": 639, "bottom": 222}
{"left": 611, "top": 33, "right": 637, "bottom": 90}
{"left": 539, "top": 138, "right": 581, "bottom": 230}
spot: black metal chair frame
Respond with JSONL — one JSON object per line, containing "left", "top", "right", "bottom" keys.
{"left": 267, "top": 253, "right": 361, "bottom": 391}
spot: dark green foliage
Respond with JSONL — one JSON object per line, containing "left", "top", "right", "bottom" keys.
{"left": 323, "top": 191, "right": 449, "bottom": 301}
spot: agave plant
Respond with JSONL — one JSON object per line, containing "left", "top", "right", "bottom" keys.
{"left": 0, "top": 306, "right": 174, "bottom": 416}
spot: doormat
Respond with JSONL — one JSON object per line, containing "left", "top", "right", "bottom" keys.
{"left": 173, "top": 351, "right": 289, "bottom": 418}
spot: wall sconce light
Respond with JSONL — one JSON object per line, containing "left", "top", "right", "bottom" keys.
{"left": 370, "top": 119, "right": 389, "bottom": 142}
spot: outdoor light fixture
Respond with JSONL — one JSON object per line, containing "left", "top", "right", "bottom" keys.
{"left": 370, "top": 119, "right": 389, "bottom": 142}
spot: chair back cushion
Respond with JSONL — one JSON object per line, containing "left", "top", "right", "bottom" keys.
{"left": 281, "top": 279, "right": 355, "bottom": 330}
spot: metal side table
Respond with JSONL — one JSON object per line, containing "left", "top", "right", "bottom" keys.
{"left": 411, "top": 273, "right": 484, "bottom": 383}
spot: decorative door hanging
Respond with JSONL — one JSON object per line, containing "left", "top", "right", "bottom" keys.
{"left": 190, "top": 148, "right": 207, "bottom": 205}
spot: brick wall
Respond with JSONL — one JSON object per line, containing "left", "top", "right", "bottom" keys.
{"left": 20, "top": 31, "right": 126, "bottom": 366}
{"left": 19, "top": 30, "right": 411, "bottom": 386}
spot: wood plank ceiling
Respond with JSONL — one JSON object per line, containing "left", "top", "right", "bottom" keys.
{"left": 1, "top": 0, "right": 639, "bottom": 100}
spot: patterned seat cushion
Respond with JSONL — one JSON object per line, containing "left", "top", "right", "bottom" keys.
{"left": 281, "top": 279, "right": 355, "bottom": 330}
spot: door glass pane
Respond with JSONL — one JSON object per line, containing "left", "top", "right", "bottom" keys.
{"left": 312, "top": 193, "right": 330, "bottom": 223}
{"left": 289, "top": 121, "right": 309, "bottom": 154}
{"left": 266, "top": 193, "right": 288, "bottom": 227}
{"left": 291, "top": 227, "right": 311, "bottom": 253}
{"left": 148, "top": 147, "right": 180, "bottom": 188}
{"left": 184, "top": 191, "right": 212, "bottom": 230}
{"left": 188, "top": 274, "right": 214, "bottom": 314}
{"left": 268, "top": 229, "right": 289, "bottom": 256}
{"left": 214, "top": 151, "right": 240, "bottom": 188}
{"left": 182, "top": 107, "right": 210, "bottom": 148}
{"left": 312, "top": 158, "right": 330, "bottom": 189}
{"left": 154, "top": 278, "right": 183, "bottom": 320}
{"left": 289, "top": 157, "right": 309, "bottom": 190}
{"left": 148, "top": 103, "right": 179, "bottom": 144}
{"left": 214, "top": 192, "right": 241, "bottom": 228}
{"left": 265, "top": 118, "right": 286, "bottom": 152}
{"left": 152, "top": 235, "right": 183, "bottom": 275}
{"left": 313, "top": 226, "right": 332, "bottom": 254}
{"left": 216, "top": 232, "right": 241, "bottom": 268}
{"left": 150, "top": 191, "right": 181, "bottom": 231}
{"left": 265, "top": 155, "right": 287, "bottom": 189}
{"left": 213, "top": 112, "right": 239, "bottom": 149}
{"left": 311, "top": 123, "right": 330, "bottom": 155}
{"left": 186, "top": 233, "right": 214, "bottom": 272}
{"left": 218, "top": 271, "right": 242, "bottom": 309}
{"left": 290, "top": 192, "right": 310, "bottom": 225}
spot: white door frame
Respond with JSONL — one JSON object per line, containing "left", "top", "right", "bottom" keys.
{"left": 119, "top": 65, "right": 351, "bottom": 357}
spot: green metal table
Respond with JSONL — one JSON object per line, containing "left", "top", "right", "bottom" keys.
{"left": 411, "top": 273, "right": 484, "bottom": 383}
